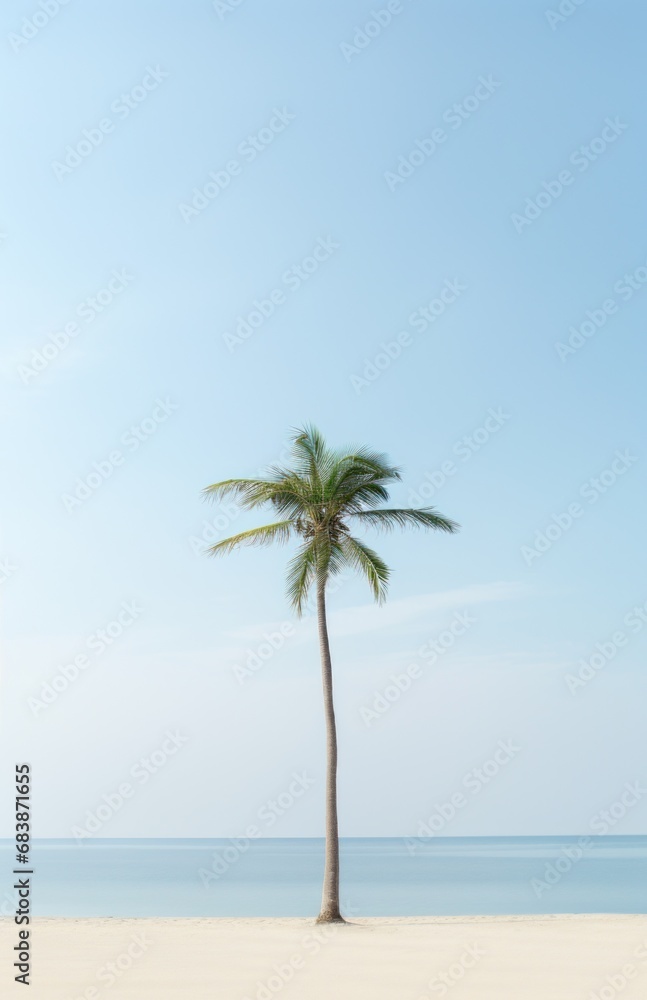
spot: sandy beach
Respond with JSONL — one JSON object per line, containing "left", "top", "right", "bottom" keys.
{"left": 3, "top": 915, "right": 646, "bottom": 999}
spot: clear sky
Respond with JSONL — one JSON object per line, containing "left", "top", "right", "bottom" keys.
{"left": 1, "top": 0, "right": 646, "bottom": 840}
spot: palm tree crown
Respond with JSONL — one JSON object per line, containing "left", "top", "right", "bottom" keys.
{"left": 202, "top": 425, "right": 459, "bottom": 611}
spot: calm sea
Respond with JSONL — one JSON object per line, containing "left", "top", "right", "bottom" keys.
{"left": 2, "top": 837, "right": 645, "bottom": 917}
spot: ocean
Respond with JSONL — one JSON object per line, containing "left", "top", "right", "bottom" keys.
{"left": 3, "top": 836, "right": 645, "bottom": 917}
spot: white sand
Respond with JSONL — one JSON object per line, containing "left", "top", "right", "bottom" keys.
{"left": 3, "top": 915, "right": 647, "bottom": 999}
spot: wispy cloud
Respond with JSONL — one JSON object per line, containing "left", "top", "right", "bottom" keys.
{"left": 327, "top": 581, "right": 528, "bottom": 638}
{"left": 222, "top": 580, "right": 528, "bottom": 649}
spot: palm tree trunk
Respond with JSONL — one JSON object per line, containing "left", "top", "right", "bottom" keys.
{"left": 315, "top": 578, "right": 344, "bottom": 923}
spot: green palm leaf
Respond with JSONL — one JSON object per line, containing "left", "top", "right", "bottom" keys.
{"left": 339, "top": 535, "right": 390, "bottom": 602}
{"left": 350, "top": 507, "right": 460, "bottom": 533}
{"left": 286, "top": 540, "right": 318, "bottom": 614}
{"left": 207, "top": 520, "right": 294, "bottom": 557}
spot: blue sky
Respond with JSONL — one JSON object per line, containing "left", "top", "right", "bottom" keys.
{"left": 1, "top": 0, "right": 646, "bottom": 839}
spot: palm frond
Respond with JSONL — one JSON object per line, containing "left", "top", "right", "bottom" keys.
{"left": 323, "top": 451, "right": 400, "bottom": 511}
{"left": 339, "top": 535, "right": 390, "bottom": 602}
{"left": 201, "top": 478, "right": 278, "bottom": 509}
{"left": 350, "top": 507, "right": 460, "bottom": 533}
{"left": 291, "top": 424, "right": 329, "bottom": 468}
{"left": 260, "top": 470, "right": 314, "bottom": 514}
{"left": 336, "top": 480, "right": 391, "bottom": 511}
{"left": 286, "top": 540, "right": 318, "bottom": 615}
{"left": 207, "top": 521, "right": 294, "bottom": 557}
{"left": 290, "top": 425, "right": 336, "bottom": 502}
{"left": 336, "top": 446, "right": 402, "bottom": 482}
{"left": 314, "top": 533, "right": 346, "bottom": 581}
{"left": 203, "top": 474, "right": 313, "bottom": 520}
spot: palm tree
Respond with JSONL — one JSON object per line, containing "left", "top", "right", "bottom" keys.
{"left": 202, "top": 426, "right": 459, "bottom": 922}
